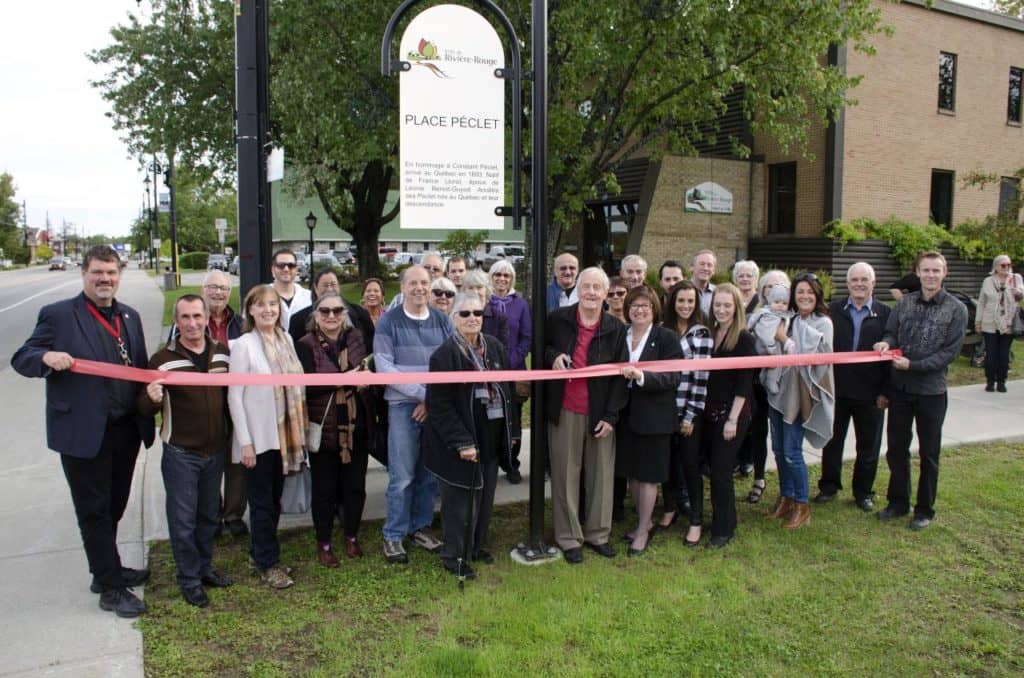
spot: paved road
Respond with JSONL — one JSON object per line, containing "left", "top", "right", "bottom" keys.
{"left": 0, "top": 266, "right": 84, "bottom": 369}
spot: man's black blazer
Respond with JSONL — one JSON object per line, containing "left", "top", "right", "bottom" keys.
{"left": 12, "top": 292, "right": 156, "bottom": 459}
{"left": 829, "top": 296, "right": 891, "bottom": 401}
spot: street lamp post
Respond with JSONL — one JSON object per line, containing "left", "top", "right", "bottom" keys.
{"left": 305, "top": 211, "right": 318, "bottom": 282}
{"left": 143, "top": 176, "right": 153, "bottom": 269}
{"left": 148, "top": 157, "right": 162, "bottom": 269}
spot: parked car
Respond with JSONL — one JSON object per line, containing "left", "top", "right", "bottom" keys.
{"left": 481, "top": 245, "right": 525, "bottom": 271}
{"left": 392, "top": 252, "right": 424, "bottom": 268}
{"left": 299, "top": 252, "right": 341, "bottom": 281}
{"left": 332, "top": 249, "right": 355, "bottom": 265}
{"left": 228, "top": 255, "right": 240, "bottom": 275}
{"left": 208, "top": 254, "right": 228, "bottom": 271}
{"left": 378, "top": 246, "right": 399, "bottom": 266}
{"left": 48, "top": 257, "right": 66, "bottom": 271}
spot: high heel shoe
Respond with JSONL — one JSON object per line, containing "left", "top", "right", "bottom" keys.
{"left": 656, "top": 511, "right": 679, "bottom": 530}
{"left": 627, "top": 530, "right": 654, "bottom": 557}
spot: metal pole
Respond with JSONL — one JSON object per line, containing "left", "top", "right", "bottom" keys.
{"left": 150, "top": 157, "right": 161, "bottom": 269}
{"left": 168, "top": 154, "right": 179, "bottom": 283}
{"left": 236, "top": 0, "right": 273, "bottom": 299}
{"left": 527, "top": 0, "right": 550, "bottom": 554}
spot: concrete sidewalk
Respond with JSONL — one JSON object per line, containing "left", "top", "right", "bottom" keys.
{"left": 2, "top": 269, "right": 1022, "bottom": 675}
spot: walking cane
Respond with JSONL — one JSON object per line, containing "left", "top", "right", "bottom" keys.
{"left": 457, "top": 457, "right": 479, "bottom": 592}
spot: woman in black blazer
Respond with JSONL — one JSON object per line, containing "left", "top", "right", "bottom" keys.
{"left": 617, "top": 286, "right": 683, "bottom": 556}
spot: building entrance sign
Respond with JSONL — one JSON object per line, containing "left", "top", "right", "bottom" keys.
{"left": 399, "top": 4, "right": 505, "bottom": 230}
{"left": 685, "top": 181, "right": 734, "bottom": 214}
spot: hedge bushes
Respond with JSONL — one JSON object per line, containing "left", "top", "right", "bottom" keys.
{"left": 178, "top": 251, "right": 209, "bottom": 270}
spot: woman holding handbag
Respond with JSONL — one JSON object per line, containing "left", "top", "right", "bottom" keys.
{"left": 228, "top": 285, "right": 308, "bottom": 589}
{"left": 295, "top": 293, "right": 371, "bottom": 566}
{"left": 976, "top": 254, "right": 1024, "bottom": 392}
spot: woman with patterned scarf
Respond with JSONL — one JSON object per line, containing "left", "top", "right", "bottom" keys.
{"left": 295, "top": 293, "right": 371, "bottom": 567}
{"left": 423, "top": 292, "right": 514, "bottom": 581}
{"left": 228, "top": 285, "right": 308, "bottom": 589}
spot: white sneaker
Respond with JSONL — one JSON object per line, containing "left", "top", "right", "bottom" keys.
{"left": 409, "top": 530, "right": 444, "bottom": 553}
{"left": 383, "top": 539, "right": 408, "bottom": 563}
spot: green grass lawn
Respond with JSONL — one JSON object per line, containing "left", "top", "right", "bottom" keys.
{"left": 140, "top": 443, "right": 1024, "bottom": 676}
{"left": 946, "top": 338, "right": 1022, "bottom": 387}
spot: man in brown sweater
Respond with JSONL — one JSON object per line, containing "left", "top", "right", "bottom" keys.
{"left": 138, "top": 294, "right": 233, "bottom": 607}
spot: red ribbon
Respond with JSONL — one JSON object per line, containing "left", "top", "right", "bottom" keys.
{"left": 68, "top": 350, "right": 900, "bottom": 387}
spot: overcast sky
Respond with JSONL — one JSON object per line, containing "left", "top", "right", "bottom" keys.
{"left": 0, "top": 0, "right": 1001, "bottom": 239}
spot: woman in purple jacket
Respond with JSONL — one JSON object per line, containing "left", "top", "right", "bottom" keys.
{"left": 488, "top": 259, "right": 532, "bottom": 483}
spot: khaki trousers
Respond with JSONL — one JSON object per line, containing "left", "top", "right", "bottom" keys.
{"left": 549, "top": 411, "right": 615, "bottom": 550}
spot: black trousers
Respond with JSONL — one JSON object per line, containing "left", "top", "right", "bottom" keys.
{"left": 701, "top": 412, "right": 749, "bottom": 538}
{"left": 885, "top": 390, "right": 947, "bottom": 520}
{"left": 661, "top": 432, "right": 689, "bottom": 515}
{"left": 245, "top": 451, "right": 284, "bottom": 570}
{"left": 676, "top": 417, "right": 706, "bottom": 526}
{"left": 819, "top": 397, "right": 884, "bottom": 500}
{"left": 308, "top": 437, "right": 368, "bottom": 543}
{"left": 982, "top": 331, "right": 1013, "bottom": 385}
{"left": 738, "top": 384, "right": 770, "bottom": 480}
{"left": 439, "top": 457, "right": 499, "bottom": 569}
{"left": 60, "top": 418, "right": 141, "bottom": 590}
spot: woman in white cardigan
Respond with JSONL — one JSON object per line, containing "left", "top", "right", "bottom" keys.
{"left": 229, "top": 284, "right": 307, "bottom": 589}
{"left": 975, "top": 254, "right": 1024, "bottom": 392}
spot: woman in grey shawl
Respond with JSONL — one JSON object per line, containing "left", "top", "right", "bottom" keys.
{"left": 759, "top": 272, "right": 835, "bottom": 530}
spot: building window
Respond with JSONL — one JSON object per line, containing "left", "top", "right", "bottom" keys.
{"left": 930, "top": 169, "right": 954, "bottom": 227}
{"left": 999, "top": 176, "right": 1020, "bottom": 217}
{"left": 938, "top": 52, "right": 957, "bottom": 112}
{"left": 1009, "top": 67, "right": 1022, "bottom": 124}
{"left": 768, "top": 163, "right": 797, "bottom": 234}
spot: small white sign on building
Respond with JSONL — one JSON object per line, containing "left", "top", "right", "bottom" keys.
{"left": 685, "top": 181, "right": 733, "bottom": 214}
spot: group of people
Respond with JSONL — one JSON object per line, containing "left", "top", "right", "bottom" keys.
{"left": 14, "top": 241, "right": 979, "bottom": 616}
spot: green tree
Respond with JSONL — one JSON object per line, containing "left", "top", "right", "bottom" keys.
{"left": 0, "top": 173, "right": 28, "bottom": 264}
{"left": 438, "top": 229, "right": 488, "bottom": 260}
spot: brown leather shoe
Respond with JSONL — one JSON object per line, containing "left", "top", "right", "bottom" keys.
{"left": 317, "top": 546, "right": 340, "bottom": 568}
{"left": 784, "top": 502, "right": 811, "bottom": 529}
{"left": 344, "top": 536, "right": 363, "bottom": 559}
{"left": 766, "top": 496, "right": 795, "bottom": 519}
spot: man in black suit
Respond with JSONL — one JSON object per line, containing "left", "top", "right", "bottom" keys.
{"left": 814, "top": 262, "right": 891, "bottom": 511}
{"left": 12, "top": 245, "right": 155, "bottom": 618}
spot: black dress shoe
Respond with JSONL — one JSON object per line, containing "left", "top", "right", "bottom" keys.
{"left": 584, "top": 541, "right": 617, "bottom": 558}
{"left": 855, "top": 496, "right": 875, "bottom": 512}
{"left": 706, "top": 535, "right": 733, "bottom": 549}
{"left": 627, "top": 531, "right": 654, "bottom": 557}
{"left": 201, "top": 570, "right": 233, "bottom": 588}
{"left": 182, "top": 585, "right": 209, "bottom": 608}
{"left": 985, "top": 382, "right": 995, "bottom": 392}
{"left": 443, "top": 561, "right": 477, "bottom": 579}
{"left": 563, "top": 547, "right": 583, "bottom": 564}
{"left": 813, "top": 491, "right": 836, "bottom": 504}
{"left": 471, "top": 550, "right": 494, "bottom": 564}
{"left": 506, "top": 469, "right": 522, "bottom": 484}
{"left": 997, "top": 382, "right": 1007, "bottom": 393}
{"left": 225, "top": 519, "right": 249, "bottom": 537}
{"left": 99, "top": 587, "right": 147, "bottom": 618}
{"left": 90, "top": 567, "right": 150, "bottom": 594}
{"left": 876, "top": 505, "right": 909, "bottom": 522}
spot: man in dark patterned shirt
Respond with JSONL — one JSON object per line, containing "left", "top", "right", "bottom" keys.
{"left": 873, "top": 251, "right": 967, "bottom": 530}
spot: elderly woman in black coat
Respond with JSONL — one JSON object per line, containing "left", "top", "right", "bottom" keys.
{"left": 424, "top": 292, "right": 513, "bottom": 580}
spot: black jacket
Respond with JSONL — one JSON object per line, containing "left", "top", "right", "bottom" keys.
{"left": 423, "top": 334, "right": 513, "bottom": 489}
{"left": 829, "top": 297, "right": 891, "bottom": 401}
{"left": 619, "top": 325, "right": 683, "bottom": 436}
{"left": 544, "top": 305, "right": 629, "bottom": 429}
{"left": 288, "top": 299, "right": 375, "bottom": 349}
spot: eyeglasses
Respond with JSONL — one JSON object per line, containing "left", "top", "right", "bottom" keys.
{"left": 203, "top": 284, "right": 230, "bottom": 292}
{"left": 317, "top": 307, "right": 346, "bottom": 317}
{"left": 492, "top": 272, "right": 512, "bottom": 278}
{"left": 999, "top": 263, "right": 1012, "bottom": 268}
{"left": 608, "top": 290, "right": 627, "bottom": 298}
{"left": 432, "top": 289, "right": 455, "bottom": 298}
{"left": 457, "top": 309, "right": 485, "bottom": 318}
{"left": 630, "top": 304, "right": 652, "bottom": 311}
{"left": 274, "top": 262, "right": 297, "bottom": 270}
{"left": 426, "top": 266, "right": 443, "bottom": 273}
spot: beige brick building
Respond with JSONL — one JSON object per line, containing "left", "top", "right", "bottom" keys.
{"left": 593, "top": 0, "right": 1024, "bottom": 273}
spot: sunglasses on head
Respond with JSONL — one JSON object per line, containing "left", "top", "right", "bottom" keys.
{"left": 457, "top": 309, "right": 484, "bottom": 318}
{"left": 794, "top": 272, "right": 818, "bottom": 283}
{"left": 432, "top": 289, "right": 455, "bottom": 298}
{"left": 317, "top": 306, "right": 345, "bottom": 317}
{"left": 274, "top": 262, "right": 297, "bottom": 270}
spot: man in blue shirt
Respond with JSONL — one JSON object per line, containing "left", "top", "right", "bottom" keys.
{"left": 374, "top": 265, "right": 453, "bottom": 563}
{"left": 815, "top": 262, "right": 891, "bottom": 510}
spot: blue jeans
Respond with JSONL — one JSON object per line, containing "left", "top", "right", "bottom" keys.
{"left": 161, "top": 442, "right": 224, "bottom": 588}
{"left": 382, "top": 401, "right": 437, "bottom": 541}
{"left": 769, "top": 409, "right": 809, "bottom": 503}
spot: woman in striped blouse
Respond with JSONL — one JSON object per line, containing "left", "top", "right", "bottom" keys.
{"left": 659, "top": 281, "right": 713, "bottom": 546}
